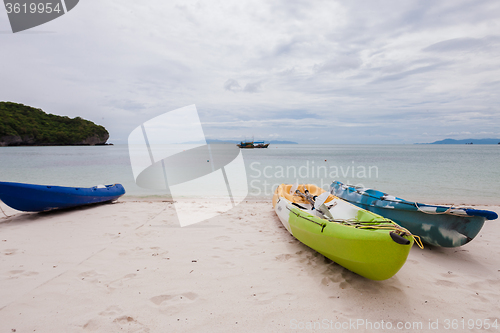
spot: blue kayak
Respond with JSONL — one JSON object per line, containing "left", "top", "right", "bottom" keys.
{"left": 0, "top": 181, "right": 126, "bottom": 212}
{"left": 330, "top": 181, "right": 498, "bottom": 248}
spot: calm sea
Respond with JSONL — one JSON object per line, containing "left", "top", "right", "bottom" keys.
{"left": 0, "top": 144, "right": 498, "bottom": 205}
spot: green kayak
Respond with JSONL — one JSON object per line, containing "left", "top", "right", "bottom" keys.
{"left": 272, "top": 184, "right": 419, "bottom": 280}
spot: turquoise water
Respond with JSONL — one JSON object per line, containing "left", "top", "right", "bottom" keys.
{"left": 0, "top": 144, "right": 498, "bottom": 205}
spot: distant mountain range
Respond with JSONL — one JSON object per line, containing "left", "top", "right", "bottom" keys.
{"left": 426, "top": 138, "right": 500, "bottom": 144}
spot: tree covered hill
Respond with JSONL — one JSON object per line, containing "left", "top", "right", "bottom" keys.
{"left": 0, "top": 102, "right": 109, "bottom": 146}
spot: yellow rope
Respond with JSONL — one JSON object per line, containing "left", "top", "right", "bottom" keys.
{"left": 412, "top": 235, "right": 424, "bottom": 249}
{"left": 327, "top": 218, "right": 424, "bottom": 249}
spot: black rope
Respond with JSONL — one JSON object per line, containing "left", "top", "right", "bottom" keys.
{"left": 287, "top": 207, "right": 325, "bottom": 228}
{"left": 291, "top": 202, "right": 308, "bottom": 210}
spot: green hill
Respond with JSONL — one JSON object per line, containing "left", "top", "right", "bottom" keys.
{"left": 0, "top": 102, "right": 109, "bottom": 146}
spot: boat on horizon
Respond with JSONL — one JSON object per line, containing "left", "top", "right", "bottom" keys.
{"left": 237, "top": 140, "right": 270, "bottom": 149}
{"left": 330, "top": 181, "right": 498, "bottom": 247}
{"left": 0, "top": 181, "right": 125, "bottom": 212}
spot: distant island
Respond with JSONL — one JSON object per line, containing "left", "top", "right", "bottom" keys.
{"left": 427, "top": 138, "right": 500, "bottom": 145}
{"left": 0, "top": 102, "right": 109, "bottom": 146}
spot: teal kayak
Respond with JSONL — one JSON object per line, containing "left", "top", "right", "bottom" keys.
{"left": 331, "top": 181, "right": 498, "bottom": 247}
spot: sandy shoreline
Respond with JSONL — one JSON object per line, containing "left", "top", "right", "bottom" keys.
{"left": 120, "top": 195, "right": 500, "bottom": 207}
{"left": 1, "top": 199, "right": 499, "bottom": 332}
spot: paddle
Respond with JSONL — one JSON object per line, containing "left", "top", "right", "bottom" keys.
{"left": 295, "top": 187, "right": 316, "bottom": 207}
{"left": 314, "top": 192, "right": 334, "bottom": 219}
{"left": 313, "top": 191, "right": 329, "bottom": 210}
{"left": 294, "top": 187, "right": 333, "bottom": 219}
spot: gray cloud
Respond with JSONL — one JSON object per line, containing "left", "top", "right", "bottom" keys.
{"left": 423, "top": 36, "right": 500, "bottom": 53}
{"left": 224, "top": 79, "right": 241, "bottom": 92}
{"left": 223, "top": 79, "right": 263, "bottom": 93}
{"left": 372, "top": 62, "right": 448, "bottom": 83}
{"left": 314, "top": 54, "right": 363, "bottom": 73}
{"left": 243, "top": 81, "right": 262, "bottom": 93}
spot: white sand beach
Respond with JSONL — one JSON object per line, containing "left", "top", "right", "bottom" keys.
{"left": 1, "top": 199, "right": 499, "bottom": 332}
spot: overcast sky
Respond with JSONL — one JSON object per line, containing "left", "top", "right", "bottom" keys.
{"left": 1, "top": 0, "right": 500, "bottom": 144}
